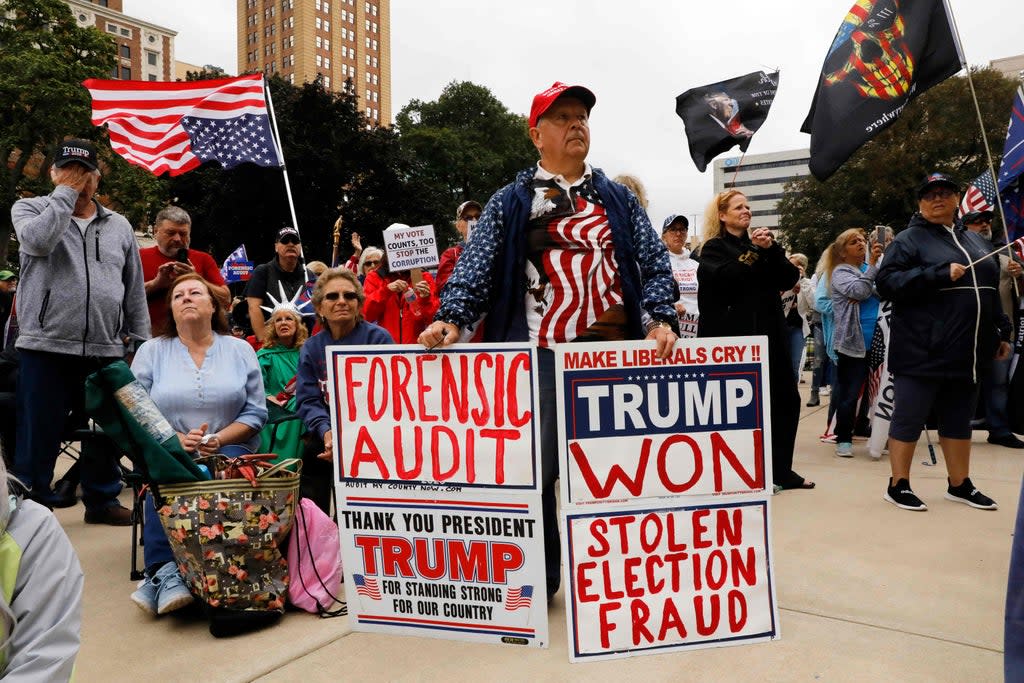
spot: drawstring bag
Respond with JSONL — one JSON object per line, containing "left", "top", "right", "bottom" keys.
{"left": 287, "top": 497, "right": 346, "bottom": 616}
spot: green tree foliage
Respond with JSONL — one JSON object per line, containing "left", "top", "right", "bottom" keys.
{"left": 0, "top": 0, "right": 117, "bottom": 265}
{"left": 779, "top": 68, "right": 1019, "bottom": 267}
{"left": 396, "top": 81, "right": 538, "bottom": 248}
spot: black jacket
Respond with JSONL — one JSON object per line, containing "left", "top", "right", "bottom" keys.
{"left": 876, "top": 213, "right": 1010, "bottom": 380}
{"left": 696, "top": 232, "right": 799, "bottom": 352}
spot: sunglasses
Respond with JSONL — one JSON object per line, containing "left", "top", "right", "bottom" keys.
{"left": 363, "top": 259, "right": 380, "bottom": 267}
{"left": 278, "top": 236, "right": 301, "bottom": 245}
{"left": 323, "top": 291, "right": 359, "bottom": 302}
{"left": 920, "top": 189, "right": 955, "bottom": 201}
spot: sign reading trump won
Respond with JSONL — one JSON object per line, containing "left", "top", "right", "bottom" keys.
{"left": 328, "top": 344, "right": 548, "bottom": 647}
{"left": 555, "top": 337, "right": 778, "bottom": 661}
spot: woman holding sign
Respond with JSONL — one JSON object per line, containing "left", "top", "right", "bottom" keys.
{"left": 696, "top": 190, "right": 814, "bottom": 491}
{"left": 296, "top": 268, "right": 393, "bottom": 513}
{"left": 363, "top": 253, "right": 439, "bottom": 344}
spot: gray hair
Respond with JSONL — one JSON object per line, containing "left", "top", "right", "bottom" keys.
{"left": 154, "top": 206, "right": 192, "bottom": 227}
{"left": 357, "top": 247, "right": 384, "bottom": 274}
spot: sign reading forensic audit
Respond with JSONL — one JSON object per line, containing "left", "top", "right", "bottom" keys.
{"left": 555, "top": 338, "right": 771, "bottom": 505}
{"left": 328, "top": 344, "right": 540, "bottom": 490}
{"left": 383, "top": 223, "right": 438, "bottom": 271}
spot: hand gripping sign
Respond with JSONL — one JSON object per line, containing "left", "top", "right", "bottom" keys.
{"left": 383, "top": 224, "right": 439, "bottom": 272}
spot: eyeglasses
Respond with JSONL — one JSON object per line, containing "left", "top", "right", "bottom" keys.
{"left": 920, "top": 189, "right": 956, "bottom": 201}
{"left": 969, "top": 218, "right": 993, "bottom": 225}
{"left": 278, "top": 236, "right": 301, "bottom": 245}
{"left": 323, "top": 291, "right": 359, "bottom": 302}
{"left": 363, "top": 259, "right": 380, "bottom": 267}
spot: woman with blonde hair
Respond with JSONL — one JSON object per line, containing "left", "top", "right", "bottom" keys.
{"left": 827, "top": 229, "right": 882, "bottom": 458}
{"left": 256, "top": 305, "right": 310, "bottom": 463}
{"left": 613, "top": 174, "right": 649, "bottom": 210}
{"left": 697, "top": 190, "right": 813, "bottom": 490}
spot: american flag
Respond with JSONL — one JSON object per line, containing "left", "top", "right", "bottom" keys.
{"left": 866, "top": 315, "right": 887, "bottom": 401}
{"left": 960, "top": 170, "right": 996, "bottom": 217}
{"left": 352, "top": 574, "right": 381, "bottom": 600}
{"left": 1000, "top": 88, "right": 1024, "bottom": 240}
{"left": 504, "top": 585, "right": 533, "bottom": 610}
{"left": 82, "top": 74, "right": 284, "bottom": 176}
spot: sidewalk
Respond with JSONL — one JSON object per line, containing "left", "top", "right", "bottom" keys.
{"left": 67, "top": 382, "right": 1018, "bottom": 681}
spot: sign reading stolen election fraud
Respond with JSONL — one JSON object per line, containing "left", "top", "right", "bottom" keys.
{"left": 556, "top": 338, "right": 779, "bottom": 661}
{"left": 328, "top": 344, "right": 548, "bottom": 647}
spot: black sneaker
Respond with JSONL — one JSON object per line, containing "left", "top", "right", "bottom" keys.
{"left": 945, "top": 477, "right": 998, "bottom": 510}
{"left": 987, "top": 433, "right": 1024, "bottom": 449}
{"left": 884, "top": 478, "right": 927, "bottom": 511}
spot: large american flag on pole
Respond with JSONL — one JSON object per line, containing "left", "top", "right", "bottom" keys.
{"left": 82, "top": 74, "right": 284, "bottom": 176}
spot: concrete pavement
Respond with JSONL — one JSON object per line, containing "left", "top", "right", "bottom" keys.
{"left": 67, "top": 382, "right": 1019, "bottom": 681}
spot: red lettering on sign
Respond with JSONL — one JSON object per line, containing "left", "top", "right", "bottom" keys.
{"left": 390, "top": 356, "right": 415, "bottom": 420}
{"left": 599, "top": 602, "right": 621, "bottom": 649}
{"left": 440, "top": 354, "right": 468, "bottom": 421}
{"left": 416, "top": 354, "right": 438, "bottom": 422}
{"left": 344, "top": 357, "right": 367, "bottom": 422}
{"left": 712, "top": 429, "right": 763, "bottom": 490}
{"left": 471, "top": 354, "right": 492, "bottom": 426}
{"left": 350, "top": 426, "right": 390, "bottom": 479}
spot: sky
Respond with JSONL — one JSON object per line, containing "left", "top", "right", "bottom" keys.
{"left": 125, "top": 0, "right": 1021, "bottom": 235}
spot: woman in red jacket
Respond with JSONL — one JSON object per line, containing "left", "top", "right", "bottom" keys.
{"left": 362, "top": 257, "right": 439, "bottom": 344}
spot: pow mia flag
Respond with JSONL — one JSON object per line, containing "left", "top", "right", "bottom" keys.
{"left": 675, "top": 71, "right": 778, "bottom": 173}
{"left": 801, "top": 0, "right": 962, "bottom": 181}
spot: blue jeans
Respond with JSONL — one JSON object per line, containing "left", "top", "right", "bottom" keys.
{"left": 810, "top": 322, "right": 834, "bottom": 393}
{"left": 143, "top": 443, "right": 252, "bottom": 572}
{"left": 984, "top": 356, "right": 1012, "bottom": 438}
{"left": 14, "top": 349, "right": 122, "bottom": 510}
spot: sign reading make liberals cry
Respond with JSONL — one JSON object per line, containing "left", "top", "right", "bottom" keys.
{"left": 556, "top": 337, "right": 778, "bottom": 662}
{"left": 383, "top": 224, "right": 438, "bottom": 272}
{"left": 327, "top": 344, "right": 548, "bottom": 648}
{"left": 556, "top": 338, "right": 771, "bottom": 505}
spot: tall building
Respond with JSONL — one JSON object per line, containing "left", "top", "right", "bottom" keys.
{"left": 67, "top": 0, "right": 177, "bottom": 82}
{"left": 237, "top": 0, "right": 391, "bottom": 125}
{"left": 991, "top": 54, "right": 1024, "bottom": 82}
{"left": 712, "top": 149, "right": 812, "bottom": 232}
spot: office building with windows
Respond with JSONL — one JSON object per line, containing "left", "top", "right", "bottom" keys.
{"left": 237, "top": 0, "right": 391, "bottom": 125}
{"left": 67, "top": 0, "right": 177, "bottom": 82}
{"left": 712, "top": 148, "right": 812, "bottom": 232}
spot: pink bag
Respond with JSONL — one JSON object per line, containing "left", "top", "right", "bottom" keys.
{"left": 287, "top": 498, "right": 345, "bottom": 615}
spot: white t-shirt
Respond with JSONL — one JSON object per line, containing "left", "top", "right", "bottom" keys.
{"left": 71, "top": 216, "right": 92, "bottom": 236}
{"left": 668, "top": 249, "right": 699, "bottom": 338}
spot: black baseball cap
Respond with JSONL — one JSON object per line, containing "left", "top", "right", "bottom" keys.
{"left": 276, "top": 227, "right": 300, "bottom": 242}
{"left": 962, "top": 210, "right": 994, "bottom": 224}
{"left": 54, "top": 138, "right": 98, "bottom": 171}
{"left": 916, "top": 172, "right": 959, "bottom": 198}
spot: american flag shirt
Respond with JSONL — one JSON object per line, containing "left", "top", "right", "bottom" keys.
{"left": 524, "top": 164, "right": 625, "bottom": 346}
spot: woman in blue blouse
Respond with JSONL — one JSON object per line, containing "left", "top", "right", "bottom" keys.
{"left": 129, "top": 274, "right": 267, "bottom": 616}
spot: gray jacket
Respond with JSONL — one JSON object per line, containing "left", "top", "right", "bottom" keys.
{"left": 830, "top": 262, "right": 878, "bottom": 358}
{"left": 0, "top": 498, "right": 83, "bottom": 681}
{"left": 12, "top": 185, "right": 149, "bottom": 356}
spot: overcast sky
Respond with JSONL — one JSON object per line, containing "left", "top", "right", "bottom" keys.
{"left": 124, "top": 0, "right": 1021, "bottom": 234}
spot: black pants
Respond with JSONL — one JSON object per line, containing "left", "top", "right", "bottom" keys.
{"left": 536, "top": 348, "right": 562, "bottom": 598}
{"left": 834, "top": 352, "right": 869, "bottom": 443}
{"left": 769, "top": 337, "right": 802, "bottom": 488}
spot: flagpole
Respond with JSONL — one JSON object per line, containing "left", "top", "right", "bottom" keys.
{"left": 941, "top": 0, "right": 1011, "bottom": 238}
{"left": 262, "top": 77, "right": 304, "bottom": 244}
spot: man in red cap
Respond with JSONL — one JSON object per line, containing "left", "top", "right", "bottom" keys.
{"left": 419, "top": 82, "right": 678, "bottom": 602}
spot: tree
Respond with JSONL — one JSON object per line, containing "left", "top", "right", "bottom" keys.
{"left": 395, "top": 81, "right": 538, "bottom": 248}
{"left": 0, "top": 0, "right": 118, "bottom": 265}
{"left": 779, "top": 68, "right": 1019, "bottom": 267}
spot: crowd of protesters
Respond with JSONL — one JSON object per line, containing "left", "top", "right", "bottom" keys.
{"left": 3, "top": 84, "right": 1024, "bottom": 676}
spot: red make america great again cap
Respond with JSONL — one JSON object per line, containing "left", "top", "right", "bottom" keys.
{"left": 528, "top": 82, "right": 596, "bottom": 128}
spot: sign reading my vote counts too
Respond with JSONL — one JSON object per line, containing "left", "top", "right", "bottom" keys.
{"left": 384, "top": 224, "right": 438, "bottom": 272}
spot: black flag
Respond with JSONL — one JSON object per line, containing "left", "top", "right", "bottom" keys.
{"left": 801, "top": 0, "right": 962, "bottom": 180}
{"left": 675, "top": 71, "right": 778, "bottom": 173}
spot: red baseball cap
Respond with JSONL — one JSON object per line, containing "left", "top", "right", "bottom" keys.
{"left": 528, "top": 82, "right": 596, "bottom": 128}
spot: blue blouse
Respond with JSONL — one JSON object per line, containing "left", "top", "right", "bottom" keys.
{"left": 132, "top": 334, "right": 267, "bottom": 451}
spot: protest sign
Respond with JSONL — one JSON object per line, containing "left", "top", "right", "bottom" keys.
{"left": 338, "top": 488, "right": 548, "bottom": 647}
{"left": 383, "top": 223, "right": 438, "bottom": 271}
{"left": 563, "top": 499, "right": 778, "bottom": 661}
{"left": 555, "top": 338, "right": 771, "bottom": 505}
{"left": 223, "top": 259, "right": 253, "bottom": 283}
{"left": 327, "top": 344, "right": 540, "bottom": 490}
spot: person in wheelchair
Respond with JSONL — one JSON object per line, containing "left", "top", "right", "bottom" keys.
{"left": 129, "top": 274, "right": 267, "bottom": 615}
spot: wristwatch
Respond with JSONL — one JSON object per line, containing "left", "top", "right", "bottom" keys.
{"left": 646, "top": 320, "right": 673, "bottom": 334}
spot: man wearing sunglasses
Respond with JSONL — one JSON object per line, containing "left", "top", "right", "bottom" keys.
{"left": 962, "top": 210, "right": 1024, "bottom": 449}
{"left": 245, "top": 227, "right": 307, "bottom": 338}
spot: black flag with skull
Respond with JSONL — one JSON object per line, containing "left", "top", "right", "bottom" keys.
{"left": 801, "top": 0, "right": 962, "bottom": 180}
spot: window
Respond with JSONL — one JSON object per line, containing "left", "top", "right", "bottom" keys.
{"left": 120, "top": 66, "right": 131, "bottom": 80}
{"left": 106, "top": 23, "right": 117, "bottom": 33}
{"left": 341, "top": 9, "right": 347, "bottom": 21}
{"left": 349, "top": 29, "right": 355, "bottom": 40}
{"left": 289, "top": 73, "right": 295, "bottom": 84}
{"left": 324, "top": 1, "right": 330, "bottom": 11}
{"left": 366, "top": 89, "right": 371, "bottom": 100}
{"left": 148, "top": 34, "right": 157, "bottom": 44}
{"left": 146, "top": 51, "right": 157, "bottom": 66}
{"left": 324, "top": 20, "right": 330, "bottom": 31}
{"left": 109, "top": 65, "right": 118, "bottom": 78}
{"left": 77, "top": 13, "right": 87, "bottom": 22}
{"left": 120, "top": 27, "right": 130, "bottom": 37}
{"left": 120, "top": 45, "right": 130, "bottom": 59}
{"left": 371, "top": 4, "right": 377, "bottom": 15}
{"left": 365, "top": 37, "right": 370, "bottom": 48}
{"left": 372, "top": 40, "right": 377, "bottom": 51}
{"left": 365, "top": 72, "right": 370, "bottom": 83}
{"left": 316, "top": 55, "right": 323, "bottom": 67}
{"left": 365, "top": 54, "right": 370, "bottom": 66}
{"left": 372, "top": 74, "right": 377, "bottom": 85}
{"left": 372, "top": 22, "right": 377, "bottom": 33}
{"left": 148, "top": 74, "right": 157, "bottom": 82}
{"left": 324, "top": 39, "right": 330, "bottom": 50}
{"left": 365, "top": 19, "right": 370, "bottom": 30}
{"left": 372, "top": 56, "right": 377, "bottom": 68}
{"left": 315, "top": 0, "right": 321, "bottom": 9}
{"left": 373, "top": 91, "right": 378, "bottom": 102}
{"left": 316, "top": 36, "right": 322, "bottom": 48}
{"left": 316, "top": 17, "right": 322, "bottom": 29}
{"left": 324, "top": 57, "right": 330, "bottom": 69}
{"left": 365, "top": 2, "right": 370, "bottom": 12}
{"left": 289, "top": 54, "right": 295, "bottom": 66}
{"left": 324, "top": 76, "right": 331, "bottom": 89}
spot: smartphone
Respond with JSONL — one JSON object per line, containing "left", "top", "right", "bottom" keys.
{"left": 175, "top": 248, "right": 189, "bottom": 263}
